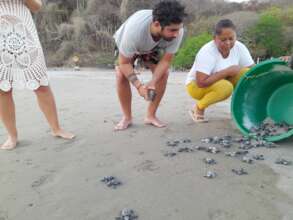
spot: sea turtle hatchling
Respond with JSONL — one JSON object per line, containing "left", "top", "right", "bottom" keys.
{"left": 203, "top": 158, "right": 216, "bottom": 165}
{"left": 204, "top": 171, "right": 217, "bottom": 179}
{"left": 206, "top": 146, "right": 220, "bottom": 154}
{"left": 163, "top": 152, "right": 177, "bottom": 157}
{"left": 101, "top": 176, "right": 122, "bottom": 189}
{"left": 182, "top": 138, "right": 192, "bottom": 143}
{"left": 166, "top": 141, "right": 179, "bottom": 147}
{"left": 194, "top": 146, "right": 208, "bottom": 151}
{"left": 116, "top": 208, "right": 138, "bottom": 220}
{"left": 201, "top": 137, "right": 213, "bottom": 144}
{"left": 275, "top": 158, "right": 292, "bottom": 166}
{"left": 225, "top": 150, "right": 249, "bottom": 157}
{"left": 177, "top": 147, "right": 194, "bottom": 153}
{"left": 232, "top": 168, "right": 248, "bottom": 175}
{"left": 242, "top": 156, "right": 253, "bottom": 164}
{"left": 252, "top": 154, "right": 264, "bottom": 160}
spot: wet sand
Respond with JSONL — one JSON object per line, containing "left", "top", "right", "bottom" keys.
{"left": 0, "top": 68, "right": 292, "bottom": 220}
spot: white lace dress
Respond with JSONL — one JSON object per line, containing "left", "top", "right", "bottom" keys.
{"left": 0, "top": 0, "right": 48, "bottom": 92}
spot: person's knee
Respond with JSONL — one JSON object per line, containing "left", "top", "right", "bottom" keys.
{"left": 214, "top": 80, "right": 233, "bottom": 99}
{"left": 0, "top": 89, "right": 12, "bottom": 97}
{"left": 115, "top": 66, "right": 128, "bottom": 84}
{"left": 35, "top": 86, "right": 50, "bottom": 95}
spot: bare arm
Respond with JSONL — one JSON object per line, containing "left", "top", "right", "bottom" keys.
{"left": 146, "top": 53, "right": 173, "bottom": 90}
{"left": 25, "top": 0, "right": 42, "bottom": 13}
{"left": 196, "top": 65, "right": 242, "bottom": 88}
{"left": 118, "top": 53, "right": 148, "bottom": 98}
{"left": 279, "top": 56, "right": 291, "bottom": 62}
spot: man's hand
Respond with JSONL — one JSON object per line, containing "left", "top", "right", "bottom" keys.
{"left": 137, "top": 85, "right": 148, "bottom": 100}
{"left": 145, "top": 80, "right": 156, "bottom": 90}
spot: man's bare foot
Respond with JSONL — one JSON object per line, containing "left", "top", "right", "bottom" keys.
{"left": 114, "top": 118, "right": 132, "bottom": 131}
{"left": 1, "top": 136, "right": 17, "bottom": 150}
{"left": 144, "top": 116, "right": 166, "bottom": 128}
{"left": 52, "top": 129, "right": 75, "bottom": 140}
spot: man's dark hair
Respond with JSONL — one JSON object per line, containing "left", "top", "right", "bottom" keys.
{"left": 214, "top": 19, "right": 236, "bottom": 36}
{"left": 152, "top": 1, "right": 187, "bottom": 27}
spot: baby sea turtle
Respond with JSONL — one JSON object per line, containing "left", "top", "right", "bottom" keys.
{"left": 239, "top": 144, "right": 253, "bottom": 150}
{"left": 221, "top": 139, "right": 232, "bottom": 148}
{"left": 222, "top": 135, "right": 233, "bottom": 141}
{"left": 206, "top": 146, "right": 220, "bottom": 154}
{"left": 212, "top": 136, "right": 221, "bottom": 144}
{"left": 242, "top": 156, "right": 253, "bottom": 164}
{"left": 116, "top": 208, "right": 138, "bottom": 220}
{"left": 101, "top": 176, "right": 115, "bottom": 182}
{"left": 166, "top": 141, "right": 179, "bottom": 147}
{"left": 163, "top": 152, "right": 177, "bottom": 157}
{"left": 225, "top": 151, "right": 237, "bottom": 157}
{"left": 252, "top": 154, "right": 264, "bottom": 160}
{"left": 250, "top": 118, "right": 293, "bottom": 138}
{"left": 182, "top": 138, "right": 192, "bottom": 143}
{"left": 194, "top": 146, "right": 208, "bottom": 151}
{"left": 225, "top": 150, "right": 249, "bottom": 157}
{"left": 204, "top": 171, "right": 217, "bottom": 179}
{"left": 178, "top": 147, "right": 194, "bottom": 153}
{"left": 263, "top": 141, "right": 277, "bottom": 148}
{"left": 101, "top": 176, "right": 122, "bottom": 189}
{"left": 201, "top": 137, "right": 213, "bottom": 144}
{"left": 203, "top": 158, "right": 216, "bottom": 165}
{"left": 232, "top": 168, "right": 248, "bottom": 175}
{"left": 275, "top": 158, "right": 292, "bottom": 166}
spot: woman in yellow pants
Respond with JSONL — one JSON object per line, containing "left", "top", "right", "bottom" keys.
{"left": 185, "top": 19, "right": 254, "bottom": 122}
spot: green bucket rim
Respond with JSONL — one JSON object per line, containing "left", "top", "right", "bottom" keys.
{"left": 231, "top": 59, "right": 293, "bottom": 142}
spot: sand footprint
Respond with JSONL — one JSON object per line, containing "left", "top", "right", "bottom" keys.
{"left": 135, "top": 160, "right": 160, "bottom": 172}
{"left": 208, "top": 209, "right": 234, "bottom": 220}
{"left": 31, "top": 172, "right": 55, "bottom": 189}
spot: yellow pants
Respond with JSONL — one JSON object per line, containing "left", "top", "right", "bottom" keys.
{"left": 186, "top": 68, "right": 249, "bottom": 110}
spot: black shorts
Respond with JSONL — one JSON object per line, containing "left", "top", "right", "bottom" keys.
{"left": 114, "top": 47, "right": 162, "bottom": 67}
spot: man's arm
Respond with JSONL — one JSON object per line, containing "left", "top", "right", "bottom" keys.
{"left": 196, "top": 65, "right": 242, "bottom": 88}
{"left": 25, "top": 0, "right": 42, "bottom": 12}
{"left": 118, "top": 53, "right": 148, "bottom": 99}
{"left": 147, "top": 53, "right": 173, "bottom": 89}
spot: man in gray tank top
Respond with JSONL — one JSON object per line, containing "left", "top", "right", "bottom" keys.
{"left": 113, "top": 1, "right": 186, "bottom": 130}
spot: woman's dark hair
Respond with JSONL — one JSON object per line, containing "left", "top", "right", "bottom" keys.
{"left": 214, "top": 19, "right": 236, "bottom": 36}
{"left": 152, "top": 1, "right": 187, "bottom": 27}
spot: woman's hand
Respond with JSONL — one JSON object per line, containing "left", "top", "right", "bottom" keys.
{"left": 279, "top": 56, "right": 291, "bottom": 62}
{"left": 25, "top": 0, "right": 42, "bottom": 12}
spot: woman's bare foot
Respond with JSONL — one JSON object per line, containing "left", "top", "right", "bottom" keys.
{"left": 52, "top": 129, "right": 75, "bottom": 140}
{"left": 114, "top": 117, "right": 132, "bottom": 131}
{"left": 1, "top": 136, "right": 18, "bottom": 150}
{"left": 144, "top": 116, "right": 166, "bottom": 128}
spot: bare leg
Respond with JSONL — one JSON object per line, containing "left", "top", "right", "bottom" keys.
{"left": 144, "top": 64, "right": 168, "bottom": 128}
{"left": 34, "top": 86, "right": 74, "bottom": 139}
{"left": 0, "top": 90, "right": 18, "bottom": 150}
{"left": 114, "top": 66, "right": 133, "bottom": 130}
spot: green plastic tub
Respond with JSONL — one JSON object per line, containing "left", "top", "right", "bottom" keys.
{"left": 231, "top": 59, "right": 293, "bottom": 142}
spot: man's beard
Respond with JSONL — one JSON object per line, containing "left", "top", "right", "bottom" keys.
{"left": 162, "top": 36, "right": 176, "bottom": 41}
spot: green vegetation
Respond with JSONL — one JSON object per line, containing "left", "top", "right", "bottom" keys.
{"left": 173, "top": 33, "right": 212, "bottom": 69}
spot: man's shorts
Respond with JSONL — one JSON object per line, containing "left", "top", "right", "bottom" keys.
{"left": 114, "top": 47, "right": 163, "bottom": 68}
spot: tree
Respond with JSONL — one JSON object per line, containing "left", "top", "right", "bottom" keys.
{"left": 173, "top": 32, "right": 212, "bottom": 69}
{"left": 247, "top": 7, "right": 285, "bottom": 58}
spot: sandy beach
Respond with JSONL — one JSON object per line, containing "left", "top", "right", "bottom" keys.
{"left": 0, "top": 68, "right": 292, "bottom": 220}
